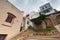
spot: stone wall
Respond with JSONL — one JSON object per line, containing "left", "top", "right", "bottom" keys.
{"left": 0, "top": 0, "right": 23, "bottom": 40}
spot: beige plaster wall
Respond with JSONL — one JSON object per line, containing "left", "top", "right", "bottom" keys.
{"left": 0, "top": 0, "right": 24, "bottom": 40}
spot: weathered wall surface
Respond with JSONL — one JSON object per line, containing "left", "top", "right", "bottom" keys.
{"left": 0, "top": 0, "right": 23, "bottom": 40}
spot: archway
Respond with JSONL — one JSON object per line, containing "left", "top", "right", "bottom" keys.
{"left": 45, "top": 18, "right": 53, "bottom": 27}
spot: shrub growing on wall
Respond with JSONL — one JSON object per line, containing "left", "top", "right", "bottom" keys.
{"left": 28, "top": 25, "right": 54, "bottom": 32}
{"left": 31, "top": 14, "right": 46, "bottom": 25}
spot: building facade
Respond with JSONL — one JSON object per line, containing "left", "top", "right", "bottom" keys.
{"left": 25, "top": 11, "right": 39, "bottom": 29}
{"left": 40, "top": 3, "right": 55, "bottom": 15}
{"left": 44, "top": 11, "right": 60, "bottom": 32}
{"left": 0, "top": 0, "right": 24, "bottom": 40}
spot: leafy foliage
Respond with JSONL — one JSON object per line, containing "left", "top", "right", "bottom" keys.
{"left": 28, "top": 25, "right": 54, "bottom": 32}
{"left": 31, "top": 14, "right": 46, "bottom": 25}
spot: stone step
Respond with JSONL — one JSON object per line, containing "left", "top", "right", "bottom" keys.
{"left": 26, "top": 38, "right": 60, "bottom": 40}
{"left": 26, "top": 37, "right": 60, "bottom": 40}
{"left": 25, "top": 35, "right": 60, "bottom": 40}
{"left": 28, "top": 36, "right": 59, "bottom": 39}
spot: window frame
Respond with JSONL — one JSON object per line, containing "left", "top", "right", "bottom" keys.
{"left": 5, "top": 12, "right": 16, "bottom": 23}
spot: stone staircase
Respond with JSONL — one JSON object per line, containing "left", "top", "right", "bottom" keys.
{"left": 25, "top": 35, "right": 60, "bottom": 40}
{"left": 33, "top": 29, "right": 60, "bottom": 36}
{"left": 10, "top": 29, "right": 60, "bottom": 40}
{"left": 10, "top": 29, "right": 34, "bottom": 40}
{"left": 24, "top": 29, "right": 60, "bottom": 40}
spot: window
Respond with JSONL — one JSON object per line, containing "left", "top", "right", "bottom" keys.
{"left": 45, "top": 5, "right": 47, "bottom": 8}
{"left": 0, "top": 34, "right": 7, "bottom": 40}
{"left": 42, "top": 7, "right": 44, "bottom": 10}
{"left": 43, "top": 9, "right": 50, "bottom": 13}
{"left": 43, "top": 11, "right": 46, "bottom": 13}
{"left": 5, "top": 12, "right": 16, "bottom": 23}
{"left": 27, "top": 21, "right": 29, "bottom": 24}
{"left": 20, "top": 23, "right": 23, "bottom": 32}
{"left": 20, "top": 27, "right": 23, "bottom": 32}
{"left": 46, "top": 9, "right": 50, "bottom": 13}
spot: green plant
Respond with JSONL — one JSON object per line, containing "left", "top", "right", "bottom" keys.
{"left": 46, "top": 26, "right": 54, "bottom": 31}
{"left": 28, "top": 25, "right": 54, "bottom": 32}
{"left": 31, "top": 14, "right": 46, "bottom": 25}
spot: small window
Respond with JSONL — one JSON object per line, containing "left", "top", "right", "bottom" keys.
{"left": 45, "top": 5, "right": 47, "bottom": 8}
{"left": 27, "top": 21, "right": 29, "bottom": 24}
{"left": 20, "top": 23, "right": 23, "bottom": 32}
{"left": 42, "top": 7, "right": 44, "bottom": 10}
{"left": 46, "top": 9, "right": 50, "bottom": 13}
{"left": 43, "top": 11, "right": 46, "bottom": 13}
{"left": 5, "top": 12, "right": 16, "bottom": 23}
{"left": 20, "top": 27, "right": 23, "bottom": 32}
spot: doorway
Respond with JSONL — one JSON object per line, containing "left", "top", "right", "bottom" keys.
{"left": 0, "top": 34, "right": 7, "bottom": 40}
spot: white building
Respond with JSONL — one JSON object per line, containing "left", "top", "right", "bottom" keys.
{"left": 28, "top": 11, "right": 39, "bottom": 19}
{"left": 25, "top": 11, "right": 39, "bottom": 28}
{"left": 40, "top": 3, "right": 55, "bottom": 15}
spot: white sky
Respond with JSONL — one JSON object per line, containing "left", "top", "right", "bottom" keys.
{"left": 8, "top": 0, "right": 60, "bottom": 16}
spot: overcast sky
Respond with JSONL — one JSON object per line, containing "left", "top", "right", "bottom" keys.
{"left": 8, "top": 0, "right": 60, "bottom": 16}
